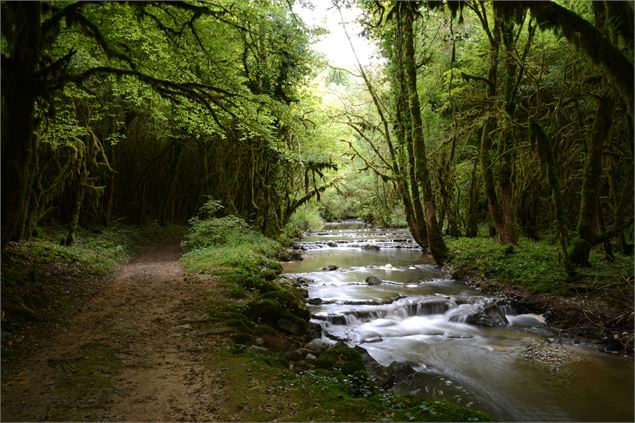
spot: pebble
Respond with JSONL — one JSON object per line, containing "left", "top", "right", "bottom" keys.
{"left": 522, "top": 341, "right": 580, "bottom": 373}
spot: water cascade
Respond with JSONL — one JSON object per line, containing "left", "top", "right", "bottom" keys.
{"left": 283, "top": 221, "right": 634, "bottom": 422}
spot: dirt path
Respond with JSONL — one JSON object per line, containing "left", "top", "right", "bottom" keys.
{"left": 2, "top": 243, "right": 229, "bottom": 421}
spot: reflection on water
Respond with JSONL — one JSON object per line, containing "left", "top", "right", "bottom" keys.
{"left": 283, "top": 224, "right": 635, "bottom": 422}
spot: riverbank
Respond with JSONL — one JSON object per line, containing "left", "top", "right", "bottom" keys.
{"left": 1, "top": 223, "right": 489, "bottom": 421}
{"left": 446, "top": 237, "right": 634, "bottom": 354}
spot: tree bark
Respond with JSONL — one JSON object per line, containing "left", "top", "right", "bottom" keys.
{"left": 479, "top": 16, "right": 508, "bottom": 243}
{"left": 569, "top": 93, "right": 616, "bottom": 265}
{"left": 1, "top": 2, "right": 43, "bottom": 246}
{"left": 529, "top": 120, "right": 573, "bottom": 275}
{"left": 465, "top": 158, "right": 480, "bottom": 237}
{"left": 400, "top": 4, "right": 448, "bottom": 263}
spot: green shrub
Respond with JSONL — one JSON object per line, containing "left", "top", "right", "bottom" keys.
{"left": 181, "top": 199, "right": 283, "bottom": 277}
{"left": 447, "top": 236, "right": 634, "bottom": 295}
{"left": 284, "top": 203, "right": 324, "bottom": 239}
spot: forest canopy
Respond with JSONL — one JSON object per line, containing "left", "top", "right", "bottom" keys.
{"left": 1, "top": 0, "right": 633, "bottom": 270}
{"left": 2, "top": 0, "right": 337, "bottom": 246}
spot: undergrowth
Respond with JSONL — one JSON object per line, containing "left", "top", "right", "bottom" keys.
{"left": 206, "top": 347, "right": 491, "bottom": 422}
{"left": 180, "top": 198, "right": 308, "bottom": 339}
{"left": 181, "top": 198, "right": 283, "bottom": 275}
{"left": 447, "top": 236, "right": 634, "bottom": 296}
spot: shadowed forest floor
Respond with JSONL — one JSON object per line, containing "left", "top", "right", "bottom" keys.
{"left": 1, "top": 243, "right": 233, "bottom": 421}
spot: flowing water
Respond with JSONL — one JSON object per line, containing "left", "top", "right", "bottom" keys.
{"left": 283, "top": 221, "right": 634, "bottom": 422}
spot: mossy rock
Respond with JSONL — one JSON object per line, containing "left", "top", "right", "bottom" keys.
{"left": 264, "top": 260, "right": 283, "bottom": 275}
{"left": 315, "top": 345, "right": 366, "bottom": 375}
{"left": 255, "top": 279, "right": 279, "bottom": 294}
{"left": 258, "top": 269, "right": 279, "bottom": 281}
{"left": 276, "top": 314, "right": 309, "bottom": 336}
{"left": 219, "top": 268, "right": 267, "bottom": 291}
{"left": 257, "top": 286, "right": 308, "bottom": 318}
{"left": 248, "top": 298, "right": 284, "bottom": 324}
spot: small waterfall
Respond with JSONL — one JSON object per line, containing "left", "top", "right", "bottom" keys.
{"left": 282, "top": 224, "right": 635, "bottom": 423}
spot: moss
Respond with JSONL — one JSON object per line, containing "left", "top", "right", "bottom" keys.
{"left": 259, "top": 268, "right": 279, "bottom": 281}
{"left": 248, "top": 298, "right": 284, "bottom": 324}
{"left": 315, "top": 345, "right": 366, "bottom": 375}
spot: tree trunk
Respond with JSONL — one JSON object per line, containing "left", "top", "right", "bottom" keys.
{"left": 465, "top": 158, "right": 480, "bottom": 237}
{"left": 498, "top": 23, "right": 518, "bottom": 244}
{"left": 400, "top": 4, "right": 447, "bottom": 264}
{"left": 162, "top": 142, "right": 183, "bottom": 224}
{"left": 63, "top": 177, "right": 85, "bottom": 246}
{"left": 479, "top": 16, "right": 509, "bottom": 244}
{"left": 392, "top": 6, "right": 428, "bottom": 250}
{"left": 1, "top": 2, "right": 42, "bottom": 246}
{"left": 529, "top": 120, "right": 573, "bottom": 274}
{"left": 569, "top": 93, "right": 616, "bottom": 265}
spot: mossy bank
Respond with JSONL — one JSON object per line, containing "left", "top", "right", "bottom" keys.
{"left": 446, "top": 236, "right": 634, "bottom": 354}
{"left": 180, "top": 203, "right": 491, "bottom": 421}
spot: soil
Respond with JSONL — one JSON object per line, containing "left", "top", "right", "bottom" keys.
{"left": 1, "top": 243, "right": 233, "bottom": 421}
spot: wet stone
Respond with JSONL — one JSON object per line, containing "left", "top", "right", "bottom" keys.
{"left": 284, "top": 348, "right": 308, "bottom": 361}
{"left": 365, "top": 276, "right": 383, "bottom": 285}
{"left": 465, "top": 303, "right": 509, "bottom": 327}
{"left": 309, "top": 321, "right": 322, "bottom": 339}
{"left": 361, "top": 244, "right": 380, "bottom": 251}
{"left": 305, "top": 338, "right": 330, "bottom": 355}
{"left": 276, "top": 318, "right": 305, "bottom": 335}
{"left": 293, "top": 277, "right": 315, "bottom": 286}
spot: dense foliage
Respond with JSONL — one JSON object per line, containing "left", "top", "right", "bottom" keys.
{"left": 2, "top": 1, "right": 632, "bottom": 273}
{"left": 331, "top": 0, "right": 633, "bottom": 269}
{"left": 1, "top": 0, "right": 337, "bottom": 247}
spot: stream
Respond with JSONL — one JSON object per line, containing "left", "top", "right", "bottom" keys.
{"left": 283, "top": 220, "right": 634, "bottom": 422}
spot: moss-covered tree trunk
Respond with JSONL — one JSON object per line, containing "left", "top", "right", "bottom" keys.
{"left": 497, "top": 23, "right": 520, "bottom": 245}
{"left": 529, "top": 120, "right": 573, "bottom": 275}
{"left": 397, "top": 115, "right": 429, "bottom": 249}
{"left": 569, "top": 93, "right": 616, "bottom": 266}
{"left": 465, "top": 158, "right": 480, "bottom": 238}
{"left": 479, "top": 17, "right": 509, "bottom": 244}
{"left": 400, "top": 4, "right": 447, "bottom": 264}
{"left": 391, "top": 7, "right": 429, "bottom": 250}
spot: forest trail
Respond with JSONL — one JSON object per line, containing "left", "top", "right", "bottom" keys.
{"left": 1, "top": 243, "right": 230, "bottom": 421}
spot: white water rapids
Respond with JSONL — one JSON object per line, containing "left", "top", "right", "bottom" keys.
{"left": 283, "top": 221, "right": 634, "bottom": 422}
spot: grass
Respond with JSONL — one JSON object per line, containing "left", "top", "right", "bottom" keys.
{"left": 181, "top": 211, "right": 492, "bottom": 421}
{"left": 8, "top": 222, "right": 186, "bottom": 276}
{"left": 447, "top": 236, "right": 634, "bottom": 296}
{"left": 204, "top": 347, "right": 491, "bottom": 422}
